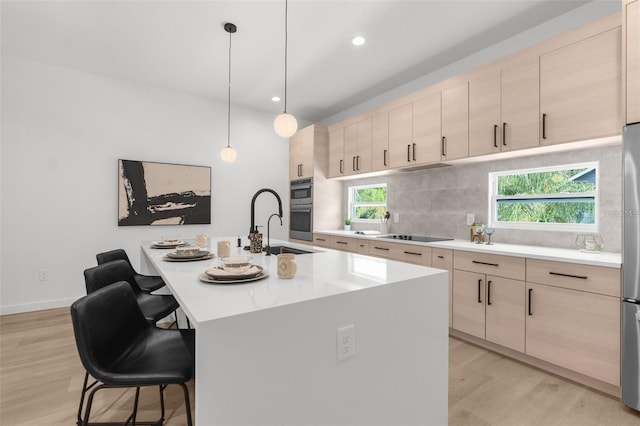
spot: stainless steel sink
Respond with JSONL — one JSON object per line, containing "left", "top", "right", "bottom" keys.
{"left": 267, "top": 245, "right": 315, "bottom": 255}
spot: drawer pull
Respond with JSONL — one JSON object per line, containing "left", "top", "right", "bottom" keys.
{"left": 373, "top": 246, "right": 390, "bottom": 251}
{"left": 316, "top": 238, "right": 326, "bottom": 242}
{"left": 472, "top": 260, "right": 499, "bottom": 267}
{"left": 487, "top": 280, "right": 492, "bottom": 305}
{"left": 477, "top": 279, "right": 482, "bottom": 303}
{"left": 437, "top": 255, "right": 444, "bottom": 259}
{"left": 528, "top": 288, "right": 533, "bottom": 315}
{"left": 403, "top": 251, "right": 422, "bottom": 256}
{"left": 549, "top": 271, "right": 588, "bottom": 280}
{"left": 336, "top": 241, "right": 348, "bottom": 245}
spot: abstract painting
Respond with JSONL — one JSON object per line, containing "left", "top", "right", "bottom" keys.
{"left": 118, "top": 159, "right": 211, "bottom": 226}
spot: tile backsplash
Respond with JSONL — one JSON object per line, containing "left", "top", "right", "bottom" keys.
{"left": 343, "top": 145, "right": 622, "bottom": 252}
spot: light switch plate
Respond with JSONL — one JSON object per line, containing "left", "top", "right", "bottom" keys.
{"left": 466, "top": 213, "right": 475, "bottom": 226}
{"left": 393, "top": 213, "right": 400, "bottom": 223}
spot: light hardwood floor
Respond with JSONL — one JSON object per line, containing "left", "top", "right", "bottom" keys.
{"left": 2, "top": 307, "right": 640, "bottom": 425}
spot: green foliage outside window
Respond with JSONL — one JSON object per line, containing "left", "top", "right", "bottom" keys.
{"left": 350, "top": 185, "right": 387, "bottom": 221}
{"left": 495, "top": 167, "right": 596, "bottom": 225}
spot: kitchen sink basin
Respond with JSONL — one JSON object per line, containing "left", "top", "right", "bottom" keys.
{"left": 267, "top": 245, "right": 314, "bottom": 255}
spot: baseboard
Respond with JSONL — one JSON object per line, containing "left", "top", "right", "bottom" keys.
{"left": 0, "top": 297, "right": 78, "bottom": 316}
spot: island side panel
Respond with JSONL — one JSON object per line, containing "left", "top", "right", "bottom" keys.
{"left": 195, "top": 273, "right": 448, "bottom": 426}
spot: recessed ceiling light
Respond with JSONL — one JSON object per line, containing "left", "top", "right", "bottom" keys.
{"left": 272, "top": 96, "right": 281, "bottom": 102}
{"left": 352, "top": 36, "right": 366, "bottom": 46}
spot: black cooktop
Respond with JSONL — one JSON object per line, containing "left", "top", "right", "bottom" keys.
{"left": 377, "top": 234, "right": 453, "bottom": 243}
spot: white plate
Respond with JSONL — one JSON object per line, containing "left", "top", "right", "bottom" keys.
{"left": 152, "top": 240, "right": 187, "bottom": 248}
{"left": 163, "top": 253, "right": 214, "bottom": 262}
{"left": 198, "top": 271, "right": 268, "bottom": 284}
{"left": 167, "top": 250, "right": 211, "bottom": 259}
{"left": 205, "top": 265, "right": 263, "bottom": 280}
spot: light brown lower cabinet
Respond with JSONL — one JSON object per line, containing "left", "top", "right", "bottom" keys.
{"left": 312, "top": 234, "right": 331, "bottom": 248}
{"left": 432, "top": 248, "right": 453, "bottom": 327}
{"left": 525, "top": 281, "right": 620, "bottom": 387}
{"left": 452, "top": 270, "right": 525, "bottom": 352}
{"left": 331, "top": 236, "right": 358, "bottom": 253}
{"left": 369, "top": 240, "right": 432, "bottom": 266}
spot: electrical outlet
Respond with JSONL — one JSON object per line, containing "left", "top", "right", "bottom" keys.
{"left": 393, "top": 213, "right": 400, "bottom": 223}
{"left": 337, "top": 324, "right": 355, "bottom": 361}
{"left": 38, "top": 270, "right": 49, "bottom": 281}
{"left": 466, "top": 213, "right": 475, "bottom": 226}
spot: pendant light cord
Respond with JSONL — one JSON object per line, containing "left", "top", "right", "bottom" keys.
{"left": 283, "top": 0, "right": 288, "bottom": 113}
{"left": 227, "top": 28, "right": 232, "bottom": 148}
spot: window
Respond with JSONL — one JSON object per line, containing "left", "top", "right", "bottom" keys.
{"left": 348, "top": 183, "right": 387, "bottom": 222}
{"left": 488, "top": 162, "right": 598, "bottom": 232}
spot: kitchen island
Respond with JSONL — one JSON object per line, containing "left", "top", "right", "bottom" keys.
{"left": 141, "top": 238, "right": 449, "bottom": 426}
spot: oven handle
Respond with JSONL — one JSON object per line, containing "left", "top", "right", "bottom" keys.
{"left": 291, "top": 208, "right": 312, "bottom": 213}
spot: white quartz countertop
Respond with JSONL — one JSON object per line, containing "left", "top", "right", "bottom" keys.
{"left": 142, "top": 238, "right": 447, "bottom": 325}
{"left": 314, "top": 230, "right": 621, "bottom": 268}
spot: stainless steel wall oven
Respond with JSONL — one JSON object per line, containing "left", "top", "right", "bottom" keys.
{"left": 289, "top": 178, "right": 313, "bottom": 241}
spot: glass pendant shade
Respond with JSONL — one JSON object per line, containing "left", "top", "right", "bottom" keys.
{"left": 274, "top": 112, "right": 298, "bottom": 138}
{"left": 220, "top": 146, "right": 237, "bottom": 163}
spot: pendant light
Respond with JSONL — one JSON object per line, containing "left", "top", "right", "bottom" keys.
{"left": 273, "top": 0, "right": 298, "bottom": 138}
{"left": 220, "top": 22, "right": 237, "bottom": 163}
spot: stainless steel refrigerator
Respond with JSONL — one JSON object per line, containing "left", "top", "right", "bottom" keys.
{"left": 622, "top": 123, "right": 640, "bottom": 411}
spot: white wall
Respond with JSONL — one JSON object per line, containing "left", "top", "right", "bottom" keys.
{"left": 1, "top": 55, "right": 290, "bottom": 314}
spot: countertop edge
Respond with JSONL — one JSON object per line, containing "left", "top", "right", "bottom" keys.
{"left": 313, "top": 230, "right": 621, "bottom": 268}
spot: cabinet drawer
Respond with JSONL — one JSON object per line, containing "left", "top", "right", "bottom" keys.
{"left": 331, "top": 236, "right": 358, "bottom": 253}
{"left": 369, "top": 241, "right": 432, "bottom": 266}
{"left": 312, "top": 234, "right": 331, "bottom": 248}
{"left": 356, "top": 239, "right": 370, "bottom": 255}
{"left": 454, "top": 250, "right": 525, "bottom": 280}
{"left": 432, "top": 248, "right": 453, "bottom": 271}
{"left": 526, "top": 258, "right": 620, "bottom": 297}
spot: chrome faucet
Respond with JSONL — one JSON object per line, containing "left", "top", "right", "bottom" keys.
{"left": 265, "top": 213, "right": 283, "bottom": 256}
{"left": 249, "top": 188, "right": 283, "bottom": 253}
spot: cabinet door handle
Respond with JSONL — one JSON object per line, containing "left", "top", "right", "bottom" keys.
{"left": 441, "top": 136, "right": 446, "bottom": 157}
{"left": 502, "top": 122, "right": 507, "bottom": 146}
{"left": 542, "top": 113, "right": 547, "bottom": 140}
{"left": 412, "top": 143, "right": 416, "bottom": 161}
{"left": 373, "top": 246, "right": 390, "bottom": 251}
{"left": 403, "top": 251, "right": 422, "bottom": 256}
{"left": 407, "top": 144, "right": 411, "bottom": 162}
{"left": 549, "top": 271, "right": 588, "bottom": 280}
{"left": 493, "top": 124, "right": 498, "bottom": 148}
{"left": 383, "top": 149, "right": 388, "bottom": 167}
{"left": 356, "top": 155, "right": 360, "bottom": 171}
{"left": 528, "top": 288, "right": 533, "bottom": 315}
{"left": 472, "top": 260, "right": 499, "bottom": 267}
{"left": 477, "top": 279, "right": 482, "bottom": 303}
{"left": 487, "top": 280, "right": 492, "bottom": 305}
{"left": 339, "top": 159, "right": 343, "bottom": 174}
{"left": 352, "top": 156, "right": 356, "bottom": 172}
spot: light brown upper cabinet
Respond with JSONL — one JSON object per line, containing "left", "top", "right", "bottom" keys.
{"left": 328, "top": 128, "right": 344, "bottom": 178}
{"left": 412, "top": 92, "right": 443, "bottom": 165}
{"left": 441, "top": 82, "right": 469, "bottom": 161}
{"left": 388, "top": 103, "right": 413, "bottom": 168}
{"left": 389, "top": 93, "right": 443, "bottom": 168}
{"left": 371, "top": 112, "right": 390, "bottom": 171}
{"left": 469, "top": 57, "right": 539, "bottom": 156}
{"left": 624, "top": 0, "right": 640, "bottom": 124}
{"left": 344, "top": 118, "right": 372, "bottom": 176}
{"left": 540, "top": 27, "right": 622, "bottom": 145}
{"left": 289, "top": 126, "right": 315, "bottom": 180}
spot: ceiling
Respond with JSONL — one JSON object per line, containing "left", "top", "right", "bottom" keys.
{"left": 2, "top": 0, "right": 596, "bottom": 123}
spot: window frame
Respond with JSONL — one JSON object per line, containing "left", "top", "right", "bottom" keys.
{"left": 487, "top": 162, "right": 599, "bottom": 233}
{"left": 348, "top": 183, "right": 388, "bottom": 223}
